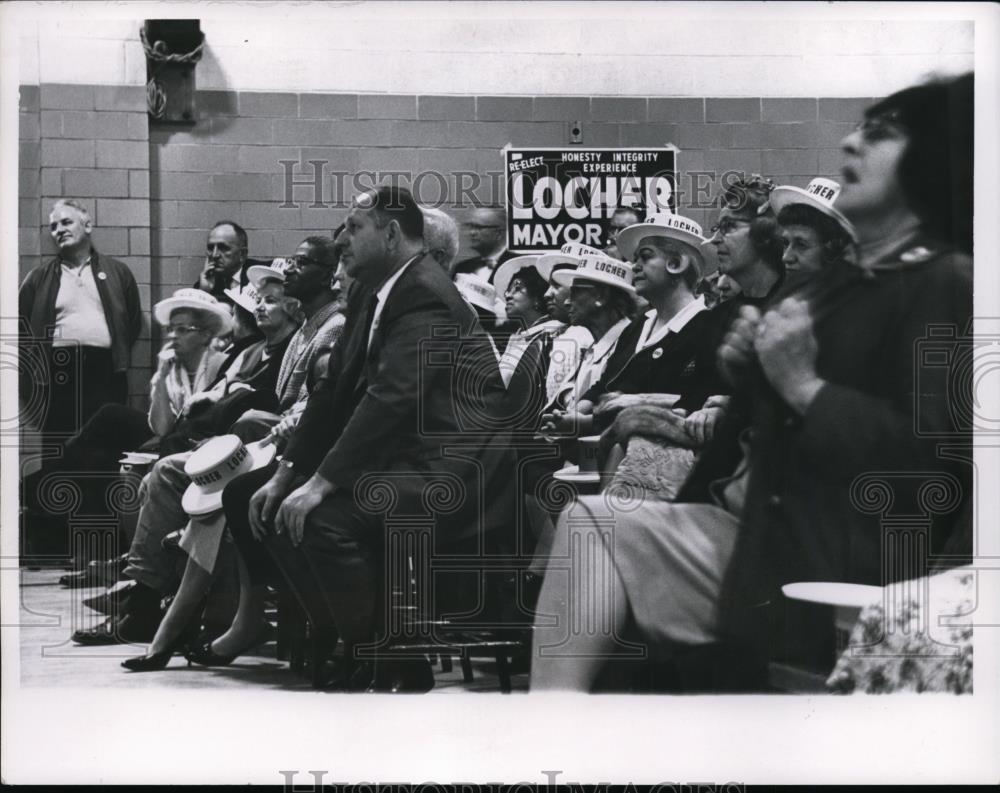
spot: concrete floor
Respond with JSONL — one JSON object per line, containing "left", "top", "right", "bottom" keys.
{"left": 17, "top": 568, "right": 528, "bottom": 693}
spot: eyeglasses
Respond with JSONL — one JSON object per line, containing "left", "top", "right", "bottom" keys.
{"left": 463, "top": 223, "right": 502, "bottom": 231}
{"left": 166, "top": 324, "right": 204, "bottom": 335}
{"left": 854, "top": 114, "right": 907, "bottom": 143}
{"left": 288, "top": 255, "right": 327, "bottom": 269}
{"left": 709, "top": 218, "right": 751, "bottom": 238}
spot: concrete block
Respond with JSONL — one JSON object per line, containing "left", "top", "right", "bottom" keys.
{"left": 706, "top": 98, "right": 761, "bottom": 123}
{"left": 581, "top": 123, "right": 621, "bottom": 147}
{"left": 533, "top": 97, "right": 590, "bottom": 122}
{"left": 40, "top": 110, "right": 63, "bottom": 137}
{"left": 40, "top": 168, "right": 62, "bottom": 196}
{"left": 40, "top": 83, "right": 94, "bottom": 110}
{"left": 359, "top": 94, "right": 418, "bottom": 120}
{"left": 97, "top": 198, "right": 149, "bottom": 228}
{"left": 173, "top": 200, "right": 241, "bottom": 230}
{"left": 19, "top": 85, "right": 40, "bottom": 112}
{"left": 762, "top": 98, "right": 817, "bottom": 122}
{"left": 730, "top": 123, "right": 765, "bottom": 149}
{"left": 591, "top": 97, "right": 646, "bottom": 123}
{"left": 155, "top": 172, "right": 214, "bottom": 201}
{"left": 156, "top": 144, "right": 240, "bottom": 173}
{"left": 476, "top": 96, "right": 533, "bottom": 122}
{"left": 19, "top": 198, "right": 40, "bottom": 228}
{"left": 94, "top": 85, "right": 146, "bottom": 112}
{"left": 150, "top": 200, "right": 179, "bottom": 229}
{"left": 19, "top": 226, "right": 41, "bottom": 256}
{"left": 703, "top": 149, "right": 762, "bottom": 176}
{"left": 41, "top": 138, "right": 95, "bottom": 168}
{"left": 620, "top": 125, "right": 674, "bottom": 147}
{"left": 130, "top": 228, "right": 151, "bottom": 257}
{"left": 196, "top": 90, "right": 239, "bottom": 117}
{"left": 130, "top": 170, "right": 150, "bottom": 198}
{"left": 208, "top": 116, "right": 275, "bottom": 145}
{"left": 20, "top": 111, "right": 40, "bottom": 140}
{"left": 239, "top": 200, "right": 299, "bottom": 229}
{"left": 239, "top": 145, "right": 309, "bottom": 175}
{"left": 91, "top": 226, "right": 129, "bottom": 256}
{"left": 211, "top": 173, "right": 277, "bottom": 202}
{"left": 299, "top": 93, "right": 358, "bottom": 119}
{"left": 63, "top": 168, "right": 129, "bottom": 198}
{"left": 819, "top": 97, "right": 872, "bottom": 122}
{"left": 648, "top": 98, "right": 704, "bottom": 123}
{"left": 127, "top": 113, "right": 148, "bottom": 141}
{"left": 272, "top": 118, "right": 333, "bottom": 146}
{"left": 157, "top": 228, "right": 211, "bottom": 257}
{"left": 418, "top": 95, "right": 476, "bottom": 121}
{"left": 20, "top": 140, "right": 41, "bottom": 171}
{"left": 388, "top": 120, "right": 454, "bottom": 148}
{"left": 356, "top": 147, "right": 420, "bottom": 178}
{"left": 762, "top": 149, "right": 819, "bottom": 176}
{"left": 89, "top": 111, "right": 135, "bottom": 140}
{"left": 761, "top": 122, "right": 822, "bottom": 149}
{"left": 328, "top": 119, "right": 395, "bottom": 147}
{"left": 240, "top": 91, "right": 299, "bottom": 118}
{"left": 818, "top": 148, "right": 845, "bottom": 176}
{"left": 661, "top": 123, "right": 733, "bottom": 150}
{"left": 97, "top": 139, "right": 148, "bottom": 169}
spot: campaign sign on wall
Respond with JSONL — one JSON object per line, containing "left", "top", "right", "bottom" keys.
{"left": 504, "top": 147, "right": 677, "bottom": 252}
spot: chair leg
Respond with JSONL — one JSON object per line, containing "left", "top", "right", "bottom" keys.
{"left": 460, "top": 651, "right": 474, "bottom": 683}
{"left": 440, "top": 654, "right": 453, "bottom": 673}
{"left": 495, "top": 652, "right": 511, "bottom": 694}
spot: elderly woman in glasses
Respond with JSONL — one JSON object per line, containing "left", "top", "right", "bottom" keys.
{"left": 531, "top": 73, "right": 973, "bottom": 691}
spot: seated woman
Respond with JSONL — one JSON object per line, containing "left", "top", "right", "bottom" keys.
{"left": 25, "top": 289, "right": 231, "bottom": 521}
{"left": 530, "top": 73, "right": 974, "bottom": 691}
{"left": 119, "top": 282, "right": 305, "bottom": 669}
{"left": 538, "top": 215, "right": 731, "bottom": 495}
{"left": 493, "top": 255, "right": 570, "bottom": 432}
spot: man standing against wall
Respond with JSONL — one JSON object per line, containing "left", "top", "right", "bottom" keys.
{"left": 450, "top": 206, "right": 514, "bottom": 283}
{"left": 19, "top": 199, "right": 142, "bottom": 443}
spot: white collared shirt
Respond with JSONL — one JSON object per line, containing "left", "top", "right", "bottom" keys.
{"left": 551, "top": 317, "right": 632, "bottom": 411}
{"left": 499, "top": 317, "right": 564, "bottom": 389}
{"left": 368, "top": 253, "right": 423, "bottom": 350}
{"left": 634, "top": 296, "right": 708, "bottom": 353}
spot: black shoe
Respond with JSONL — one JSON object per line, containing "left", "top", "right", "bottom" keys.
{"left": 121, "top": 635, "right": 196, "bottom": 673}
{"left": 366, "top": 659, "right": 435, "bottom": 693}
{"left": 60, "top": 554, "right": 127, "bottom": 588}
{"left": 71, "top": 616, "right": 124, "bottom": 646}
{"left": 187, "top": 624, "right": 276, "bottom": 667}
{"left": 71, "top": 610, "right": 160, "bottom": 645}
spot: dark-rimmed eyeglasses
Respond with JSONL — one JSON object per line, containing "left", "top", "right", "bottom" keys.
{"left": 463, "top": 223, "right": 502, "bottom": 231}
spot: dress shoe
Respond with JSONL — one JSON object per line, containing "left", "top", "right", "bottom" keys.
{"left": 59, "top": 554, "right": 127, "bottom": 588}
{"left": 71, "top": 611, "right": 160, "bottom": 645}
{"left": 121, "top": 629, "right": 198, "bottom": 672}
{"left": 366, "top": 659, "right": 435, "bottom": 693}
{"left": 186, "top": 624, "right": 275, "bottom": 667}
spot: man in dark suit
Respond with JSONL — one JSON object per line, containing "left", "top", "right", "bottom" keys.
{"left": 229, "top": 187, "right": 513, "bottom": 691}
{"left": 449, "top": 207, "right": 515, "bottom": 283}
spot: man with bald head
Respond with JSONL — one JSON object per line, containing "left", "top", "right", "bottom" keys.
{"left": 450, "top": 206, "right": 514, "bottom": 283}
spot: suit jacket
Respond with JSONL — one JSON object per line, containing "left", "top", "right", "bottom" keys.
{"left": 283, "top": 254, "right": 515, "bottom": 542}
{"left": 582, "top": 306, "right": 729, "bottom": 420}
{"left": 714, "top": 235, "right": 973, "bottom": 664}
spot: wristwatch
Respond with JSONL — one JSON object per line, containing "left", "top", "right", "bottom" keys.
{"left": 276, "top": 456, "right": 295, "bottom": 472}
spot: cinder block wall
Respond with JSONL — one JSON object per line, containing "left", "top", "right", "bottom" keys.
{"left": 19, "top": 83, "right": 152, "bottom": 406}
{"left": 19, "top": 85, "right": 874, "bottom": 410}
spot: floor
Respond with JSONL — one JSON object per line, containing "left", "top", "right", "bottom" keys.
{"left": 17, "top": 568, "right": 529, "bottom": 693}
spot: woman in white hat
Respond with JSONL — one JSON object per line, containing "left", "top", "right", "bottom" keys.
{"left": 148, "top": 289, "right": 232, "bottom": 436}
{"left": 492, "top": 255, "right": 569, "bottom": 431}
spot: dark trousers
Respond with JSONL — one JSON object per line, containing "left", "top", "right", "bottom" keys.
{"left": 223, "top": 466, "right": 486, "bottom": 664}
{"left": 38, "top": 346, "right": 128, "bottom": 439}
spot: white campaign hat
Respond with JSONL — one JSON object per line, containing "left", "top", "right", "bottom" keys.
{"left": 492, "top": 255, "right": 555, "bottom": 299}
{"left": 616, "top": 213, "right": 709, "bottom": 262}
{"left": 181, "top": 435, "right": 277, "bottom": 516}
{"left": 551, "top": 253, "right": 636, "bottom": 294}
{"left": 153, "top": 288, "right": 233, "bottom": 336}
{"left": 224, "top": 282, "right": 261, "bottom": 314}
{"left": 537, "top": 242, "right": 605, "bottom": 273}
{"left": 768, "top": 177, "right": 855, "bottom": 237}
{"left": 247, "top": 257, "right": 293, "bottom": 290}
{"left": 454, "top": 274, "right": 500, "bottom": 315}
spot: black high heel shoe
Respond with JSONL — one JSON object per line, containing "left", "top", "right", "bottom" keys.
{"left": 121, "top": 615, "right": 204, "bottom": 672}
{"left": 187, "top": 624, "right": 276, "bottom": 667}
